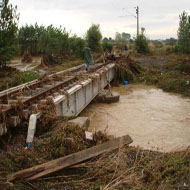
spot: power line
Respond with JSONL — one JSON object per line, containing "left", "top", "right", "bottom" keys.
{"left": 119, "top": 5, "right": 140, "bottom": 37}
{"left": 122, "top": 8, "right": 136, "bottom": 18}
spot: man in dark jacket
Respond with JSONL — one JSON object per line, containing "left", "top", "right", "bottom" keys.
{"left": 82, "top": 47, "right": 94, "bottom": 71}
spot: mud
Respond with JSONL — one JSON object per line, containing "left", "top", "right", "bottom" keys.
{"left": 81, "top": 84, "right": 190, "bottom": 152}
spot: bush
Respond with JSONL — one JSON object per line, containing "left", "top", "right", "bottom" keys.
{"left": 177, "top": 11, "right": 190, "bottom": 54}
{"left": 153, "top": 40, "right": 163, "bottom": 48}
{"left": 39, "top": 25, "right": 70, "bottom": 65}
{"left": 179, "top": 62, "right": 190, "bottom": 73}
{"left": 18, "top": 23, "right": 45, "bottom": 56}
{"left": 86, "top": 24, "right": 102, "bottom": 52}
{"left": 69, "top": 36, "right": 86, "bottom": 58}
{"left": 102, "top": 41, "right": 113, "bottom": 52}
{"left": 135, "top": 28, "right": 149, "bottom": 53}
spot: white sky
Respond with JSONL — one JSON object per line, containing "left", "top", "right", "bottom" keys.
{"left": 11, "top": 0, "right": 190, "bottom": 39}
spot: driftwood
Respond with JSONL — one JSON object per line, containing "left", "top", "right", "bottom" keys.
{"left": 7, "top": 135, "right": 132, "bottom": 182}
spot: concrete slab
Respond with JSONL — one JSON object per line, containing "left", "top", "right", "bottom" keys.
{"left": 96, "top": 90, "right": 120, "bottom": 104}
{"left": 68, "top": 117, "right": 90, "bottom": 129}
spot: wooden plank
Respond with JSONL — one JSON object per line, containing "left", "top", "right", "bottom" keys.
{"left": 7, "top": 135, "right": 132, "bottom": 182}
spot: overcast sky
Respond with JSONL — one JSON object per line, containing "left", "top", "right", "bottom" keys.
{"left": 11, "top": 0, "right": 190, "bottom": 39}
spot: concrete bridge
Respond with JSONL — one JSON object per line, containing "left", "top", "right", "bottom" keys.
{"left": 26, "top": 63, "right": 115, "bottom": 145}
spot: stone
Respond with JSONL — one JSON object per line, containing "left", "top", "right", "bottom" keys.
{"left": 68, "top": 117, "right": 90, "bottom": 129}
{"left": 96, "top": 90, "right": 120, "bottom": 104}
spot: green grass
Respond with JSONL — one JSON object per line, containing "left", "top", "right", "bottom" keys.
{"left": 0, "top": 70, "right": 39, "bottom": 92}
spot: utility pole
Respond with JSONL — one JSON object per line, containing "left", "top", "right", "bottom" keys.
{"left": 136, "top": 6, "right": 139, "bottom": 37}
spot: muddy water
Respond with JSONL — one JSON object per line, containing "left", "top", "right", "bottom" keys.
{"left": 81, "top": 85, "right": 190, "bottom": 152}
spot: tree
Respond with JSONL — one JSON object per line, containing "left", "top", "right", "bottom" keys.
{"left": 0, "top": 0, "right": 19, "bottom": 67}
{"left": 121, "top": 32, "right": 131, "bottom": 42}
{"left": 177, "top": 11, "right": 190, "bottom": 54}
{"left": 86, "top": 24, "right": 102, "bottom": 52}
{"left": 165, "top": 38, "right": 177, "bottom": 46}
{"left": 39, "top": 25, "right": 69, "bottom": 65}
{"left": 69, "top": 35, "right": 86, "bottom": 58}
{"left": 134, "top": 27, "right": 149, "bottom": 53}
{"left": 102, "top": 41, "right": 113, "bottom": 53}
{"left": 115, "top": 32, "right": 122, "bottom": 42}
{"left": 103, "top": 37, "right": 109, "bottom": 42}
{"left": 18, "top": 23, "right": 45, "bottom": 56}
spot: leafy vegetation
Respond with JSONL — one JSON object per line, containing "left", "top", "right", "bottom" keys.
{"left": 0, "top": 69, "right": 39, "bottom": 91}
{"left": 136, "top": 55, "right": 190, "bottom": 97}
{"left": 18, "top": 23, "right": 45, "bottom": 56}
{"left": 102, "top": 40, "right": 113, "bottom": 52}
{"left": 177, "top": 11, "right": 190, "bottom": 54}
{"left": 39, "top": 25, "right": 70, "bottom": 65}
{"left": 135, "top": 28, "right": 149, "bottom": 53}
{"left": 69, "top": 36, "right": 86, "bottom": 58}
{"left": 86, "top": 24, "right": 102, "bottom": 52}
{"left": 0, "top": 0, "right": 19, "bottom": 67}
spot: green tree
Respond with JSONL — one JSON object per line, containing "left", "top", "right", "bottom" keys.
{"left": 39, "top": 25, "right": 69, "bottom": 65}
{"left": 115, "top": 32, "right": 131, "bottom": 43}
{"left": 177, "top": 11, "right": 190, "bottom": 54}
{"left": 121, "top": 32, "right": 131, "bottom": 42}
{"left": 69, "top": 36, "right": 86, "bottom": 58}
{"left": 86, "top": 24, "right": 102, "bottom": 52}
{"left": 135, "top": 28, "right": 149, "bottom": 53}
{"left": 0, "top": 0, "right": 19, "bottom": 67}
{"left": 102, "top": 41, "right": 113, "bottom": 53}
{"left": 18, "top": 23, "right": 45, "bottom": 55}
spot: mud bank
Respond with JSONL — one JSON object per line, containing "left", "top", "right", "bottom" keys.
{"left": 81, "top": 84, "right": 190, "bottom": 152}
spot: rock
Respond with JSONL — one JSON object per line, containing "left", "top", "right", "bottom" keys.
{"left": 68, "top": 117, "right": 90, "bottom": 129}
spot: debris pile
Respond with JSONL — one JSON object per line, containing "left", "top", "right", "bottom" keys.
{"left": 1, "top": 142, "right": 189, "bottom": 190}
{"left": 0, "top": 121, "right": 111, "bottom": 188}
{"left": 104, "top": 52, "right": 143, "bottom": 84}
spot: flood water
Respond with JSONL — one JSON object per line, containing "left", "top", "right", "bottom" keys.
{"left": 81, "top": 85, "right": 190, "bottom": 152}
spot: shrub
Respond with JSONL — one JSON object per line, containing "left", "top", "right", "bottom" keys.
{"left": 177, "top": 11, "right": 190, "bottom": 54}
{"left": 18, "top": 23, "right": 45, "bottom": 56}
{"left": 86, "top": 24, "right": 102, "bottom": 52}
{"left": 39, "top": 25, "right": 69, "bottom": 65}
{"left": 69, "top": 36, "right": 86, "bottom": 58}
{"left": 179, "top": 62, "right": 190, "bottom": 73}
{"left": 102, "top": 41, "right": 113, "bottom": 52}
{"left": 135, "top": 28, "right": 149, "bottom": 53}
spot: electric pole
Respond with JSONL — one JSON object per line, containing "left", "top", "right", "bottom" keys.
{"left": 136, "top": 6, "right": 139, "bottom": 37}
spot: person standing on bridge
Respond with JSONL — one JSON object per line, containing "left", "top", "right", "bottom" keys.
{"left": 82, "top": 47, "right": 94, "bottom": 71}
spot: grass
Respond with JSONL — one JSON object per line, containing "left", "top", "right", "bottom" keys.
{"left": 0, "top": 68, "right": 39, "bottom": 92}
{"left": 134, "top": 53, "right": 190, "bottom": 97}
{"left": 48, "top": 58, "right": 84, "bottom": 72}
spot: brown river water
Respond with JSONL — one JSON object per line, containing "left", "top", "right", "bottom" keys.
{"left": 81, "top": 85, "right": 190, "bottom": 152}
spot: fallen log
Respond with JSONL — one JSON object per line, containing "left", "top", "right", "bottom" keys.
{"left": 7, "top": 135, "right": 132, "bottom": 182}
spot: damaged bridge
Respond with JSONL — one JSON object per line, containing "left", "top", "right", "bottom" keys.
{"left": 0, "top": 63, "right": 115, "bottom": 136}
